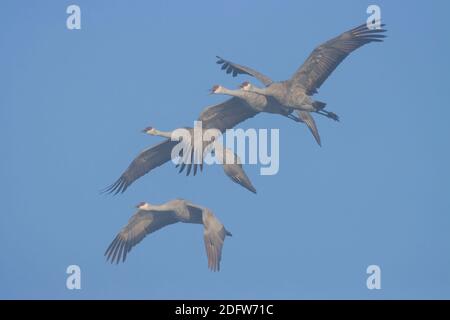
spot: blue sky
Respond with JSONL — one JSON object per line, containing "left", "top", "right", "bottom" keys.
{"left": 1, "top": 0, "right": 450, "bottom": 299}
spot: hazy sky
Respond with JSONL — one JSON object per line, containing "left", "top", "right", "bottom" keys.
{"left": 1, "top": 0, "right": 450, "bottom": 299}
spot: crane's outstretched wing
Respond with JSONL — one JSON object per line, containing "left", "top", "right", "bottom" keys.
{"left": 103, "top": 139, "right": 178, "bottom": 194}
{"left": 201, "top": 209, "right": 232, "bottom": 272}
{"left": 219, "top": 147, "right": 257, "bottom": 194}
{"left": 105, "top": 209, "right": 178, "bottom": 264}
{"left": 178, "top": 140, "right": 257, "bottom": 194}
{"left": 216, "top": 56, "right": 273, "bottom": 86}
{"left": 198, "top": 97, "right": 258, "bottom": 133}
{"left": 290, "top": 23, "right": 387, "bottom": 95}
{"left": 222, "top": 162, "right": 257, "bottom": 194}
{"left": 297, "top": 111, "right": 321, "bottom": 146}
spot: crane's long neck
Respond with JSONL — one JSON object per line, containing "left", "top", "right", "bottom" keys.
{"left": 151, "top": 129, "right": 174, "bottom": 139}
{"left": 219, "top": 87, "right": 246, "bottom": 99}
{"left": 249, "top": 86, "right": 269, "bottom": 96}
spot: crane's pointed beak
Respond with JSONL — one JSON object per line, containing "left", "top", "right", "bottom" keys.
{"left": 135, "top": 202, "right": 144, "bottom": 209}
{"left": 141, "top": 126, "right": 153, "bottom": 134}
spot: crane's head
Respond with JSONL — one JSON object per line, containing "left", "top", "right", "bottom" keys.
{"left": 142, "top": 126, "right": 157, "bottom": 135}
{"left": 240, "top": 81, "right": 252, "bottom": 91}
{"left": 136, "top": 202, "right": 150, "bottom": 210}
{"left": 209, "top": 84, "right": 223, "bottom": 95}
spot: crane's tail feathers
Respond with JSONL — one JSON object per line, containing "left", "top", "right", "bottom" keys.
{"left": 225, "top": 229, "right": 232, "bottom": 237}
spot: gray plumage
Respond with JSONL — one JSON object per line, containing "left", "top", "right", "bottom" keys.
{"left": 103, "top": 23, "right": 384, "bottom": 194}
{"left": 210, "top": 84, "right": 322, "bottom": 146}
{"left": 167, "top": 126, "right": 257, "bottom": 194}
{"left": 103, "top": 126, "right": 257, "bottom": 194}
{"left": 103, "top": 98, "right": 259, "bottom": 194}
{"left": 217, "top": 23, "right": 386, "bottom": 120}
{"left": 214, "top": 144, "right": 256, "bottom": 193}
{"left": 198, "top": 97, "right": 258, "bottom": 133}
{"left": 105, "top": 199, "right": 232, "bottom": 272}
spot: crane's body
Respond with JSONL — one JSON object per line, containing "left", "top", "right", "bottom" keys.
{"left": 211, "top": 85, "right": 322, "bottom": 145}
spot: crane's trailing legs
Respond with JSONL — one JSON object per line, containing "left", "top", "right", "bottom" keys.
{"left": 288, "top": 108, "right": 339, "bottom": 122}
{"left": 286, "top": 113, "right": 301, "bottom": 122}
{"left": 315, "top": 109, "right": 339, "bottom": 121}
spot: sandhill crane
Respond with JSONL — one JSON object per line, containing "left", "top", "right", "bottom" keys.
{"left": 210, "top": 84, "right": 322, "bottom": 146}
{"left": 103, "top": 125, "right": 257, "bottom": 194}
{"left": 216, "top": 23, "right": 386, "bottom": 119}
{"left": 103, "top": 97, "right": 261, "bottom": 194}
{"left": 105, "top": 199, "right": 232, "bottom": 271}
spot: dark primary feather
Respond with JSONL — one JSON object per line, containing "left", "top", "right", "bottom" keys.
{"left": 291, "top": 23, "right": 387, "bottom": 95}
{"left": 102, "top": 139, "right": 177, "bottom": 194}
{"left": 216, "top": 56, "right": 274, "bottom": 86}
